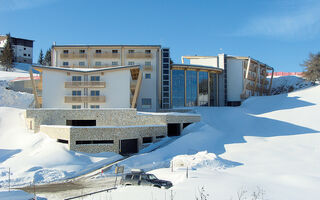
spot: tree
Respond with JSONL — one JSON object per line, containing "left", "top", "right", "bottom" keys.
{"left": 38, "top": 49, "right": 44, "bottom": 65}
{"left": 0, "top": 33, "right": 14, "bottom": 71}
{"left": 301, "top": 52, "right": 320, "bottom": 83}
{"left": 44, "top": 48, "right": 51, "bottom": 66}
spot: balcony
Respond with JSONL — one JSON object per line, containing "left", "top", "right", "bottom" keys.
{"left": 65, "top": 81, "right": 106, "bottom": 88}
{"left": 247, "top": 74, "right": 256, "bottom": 81}
{"left": 246, "top": 83, "right": 254, "bottom": 90}
{"left": 64, "top": 96, "right": 106, "bottom": 103}
{"left": 60, "top": 53, "right": 87, "bottom": 59}
{"left": 126, "top": 52, "right": 153, "bottom": 59}
{"left": 143, "top": 65, "right": 152, "bottom": 71}
{"left": 93, "top": 53, "right": 120, "bottom": 59}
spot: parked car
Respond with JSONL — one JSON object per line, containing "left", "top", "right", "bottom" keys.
{"left": 120, "top": 169, "right": 173, "bottom": 189}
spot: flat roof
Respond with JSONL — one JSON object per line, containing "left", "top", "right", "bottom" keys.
{"left": 171, "top": 64, "right": 223, "bottom": 73}
{"left": 53, "top": 44, "right": 161, "bottom": 48}
{"left": 32, "top": 64, "right": 140, "bottom": 73}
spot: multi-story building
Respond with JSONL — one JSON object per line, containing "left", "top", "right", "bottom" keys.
{"left": 182, "top": 54, "right": 274, "bottom": 106}
{"left": 0, "top": 35, "right": 34, "bottom": 64}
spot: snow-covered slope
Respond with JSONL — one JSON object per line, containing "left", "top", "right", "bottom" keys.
{"left": 100, "top": 85, "right": 320, "bottom": 200}
{"left": 270, "top": 75, "right": 313, "bottom": 95}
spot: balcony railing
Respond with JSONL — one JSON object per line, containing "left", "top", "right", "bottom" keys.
{"left": 143, "top": 65, "right": 152, "bottom": 71}
{"left": 126, "top": 52, "right": 153, "bottom": 59}
{"left": 93, "top": 53, "right": 120, "bottom": 59}
{"left": 60, "top": 53, "right": 87, "bottom": 59}
{"left": 247, "top": 74, "right": 256, "bottom": 81}
{"left": 65, "top": 81, "right": 106, "bottom": 88}
{"left": 64, "top": 96, "right": 106, "bottom": 103}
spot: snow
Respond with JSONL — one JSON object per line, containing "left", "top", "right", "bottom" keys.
{"left": 270, "top": 75, "right": 313, "bottom": 95}
{"left": 94, "top": 84, "right": 320, "bottom": 200}
{"left": 0, "top": 190, "right": 35, "bottom": 200}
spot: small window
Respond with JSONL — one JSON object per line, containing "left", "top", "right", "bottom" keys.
{"left": 163, "top": 70, "right": 169, "bottom": 74}
{"left": 163, "top": 92, "right": 169, "bottom": 97}
{"left": 72, "top": 91, "right": 81, "bottom": 96}
{"left": 63, "top": 62, "right": 69, "bottom": 66}
{"left": 145, "top": 73, "right": 151, "bottom": 79}
{"left": 112, "top": 61, "right": 118, "bottom": 66}
{"left": 128, "top": 61, "right": 134, "bottom": 65}
{"left": 141, "top": 98, "right": 152, "bottom": 109}
{"left": 132, "top": 175, "right": 140, "bottom": 180}
{"left": 91, "top": 76, "right": 100, "bottom": 81}
{"left": 24, "top": 47, "right": 26, "bottom": 50}
{"left": 90, "top": 105, "right": 100, "bottom": 109}
{"left": 96, "top": 49, "right": 101, "bottom": 54}
{"left": 163, "top": 98, "right": 169, "bottom": 103}
{"left": 95, "top": 61, "right": 101, "bottom": 66}
{"left": 163, "top": 80, "right": 169, "bottom": 86}
{"left": 72, "top": 105, "right": 81, "bottom": 109}
{"left": 28, "top": 54, "right": 30, "bottom": 57}
{"left": 79, "top": 62, "right": 85, "bottom": 66}
{"left": 143, "top": 137, "right": 152, "bottom": 143}
{"left": 128, "top": 50, "right": 134, "bottom": 54}
{"left": 145, "top": 61, "right": 151, "bottom": 66}
{"left": 79, "top": 49, "right": 85, "bottom": 54}
{"left": 145, "top": 50, "right": 151, "bottom": 54}
{"left": 90, "top": 90, "right": 100, "bottom": 96}
{"left": 72, "top": 76, "right": 81, "bottom": 81}
{"left": 23, "top": 54, "right": 27, "bottom": 56}
{"left": 163, "top": 58, "right": 169, "bottom": 63}
{"left": 163, "top": 64, "right": 169, "bottom": 69}
{"left": 63, "top": 50, "right": 69, "bottom": 54}
{"left": 112, "top": 50, "right": 118, "bottom": 54}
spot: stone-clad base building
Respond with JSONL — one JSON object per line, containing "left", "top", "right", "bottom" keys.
{"left": 25, "top": 108, "right": 200, "bottom": 154}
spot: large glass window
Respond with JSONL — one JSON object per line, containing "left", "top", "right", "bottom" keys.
{"left": 199, "top": 71, "right": 208, "bottom": 106}
{"left": 172, "top": 70, "right": 185, "bottom": 108}
{"left": 210, "top": 73, "right": 218, "bottom": 106}
{"left": 186, "top": 71, "right": 197, "bottom": 107}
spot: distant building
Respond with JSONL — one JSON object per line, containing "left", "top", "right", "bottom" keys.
{"left": 0, "top": 35, "right": 34, "bottom": 64}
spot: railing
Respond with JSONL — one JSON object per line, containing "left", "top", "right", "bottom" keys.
{"left": 143, "top": 65, "right": 152, "bottom": 71}
{"left": 126, "top": 52, "right": 152, "bottom": 59}
{"left": 246, "top": 83, "right": 254, "bottom": 90}
{"left": 60, "top": 53, "right": 87, "bottom": 59}
{"left": 61, "top": 65, "right": 88, "bottom": 68}
{"left": 247, "top": 74, "right": 256, "bottom": 81}
{"left": 64, "top": 96, "right": 106, "bottom": 103}
{"left": 93, "top": 53, "right": 120, "bottom": 59}
{"left": 65, "top": 81, "right": 106, "bottom": 88}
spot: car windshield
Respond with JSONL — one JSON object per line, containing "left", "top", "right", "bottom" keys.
{"left": 148, "top": 174, "right": 158, "bottom": 180}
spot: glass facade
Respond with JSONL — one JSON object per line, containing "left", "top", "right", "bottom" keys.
{"left": 171, "top": 69, "right": 219, "bottom": 108}
{"left": 172, "top": 70, "right": 185, "bottom": 107}
{"left": 198, "top": 71, "right": 208, "bottom": 106}
{"left": 186, "top": 71, "right": 197, "bottom": 107}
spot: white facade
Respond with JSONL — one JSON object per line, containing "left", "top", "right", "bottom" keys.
{"left": 0, "top": 36, "right": 33, "bottom": 64}
{"left": 51, "top": 45, "right": 160, "bottom": 111}
{"left": 41, "top": 67, "right": 132, "bottom": 109}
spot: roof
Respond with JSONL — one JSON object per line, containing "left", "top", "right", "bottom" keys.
{"left": 32, "top": 65, "right": 141, "bottom": 73}
{"left": 52, "top": 44, "right": 161, "bottom": 48}
{"left": 171, "top": 64, "right": 223, "bottom": 73}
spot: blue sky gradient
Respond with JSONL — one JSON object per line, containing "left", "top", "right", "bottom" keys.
{"left": 1, "top": 0, "right": 320, "bottom": 72}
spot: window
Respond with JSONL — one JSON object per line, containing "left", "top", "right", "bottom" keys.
{"left": 90, "top": 90, "right": 100, "bottom": 96}
{"left": 79, "top": 49, "right": 85, "bottom": 54}
{"left": 145, "top": 73, "right": 151, "bottom": 79}
{"left": 163, "top": 64, "right": 169, "bottom": 69}
{"left": 72, "top": 76, "right": 81, "bottom": 81}
{"left": 112, "top": 61, "right": 118, "bottom": 66}
{"left": 145, "top": 50, "right": 151, "bottom": 54}
{"left": 72, "top": 105, "right": 81, "bottom": 109}
{"left": 24, "top": 47, "right": 26, "bottom": 50}
{"left": 128, "top": 61, "right": 134, "bottom": 65}
{"left": 141, "top": 98, "right": 152, "bottom": 109}
{"left": 72, "top": 91, "right": 81, "bottom": 96}
{"left": 143, "top": 137, "right": 152, "bottom": 143}
{"left": 163, "top": 80, "right": 169, "bottom": 86}
{"left": 95, "top": 61, "right": 101, "bottom": 66}
{"left": 79, "top": 62, "right": 85, "bottom": 66}
{"left": 163, "top": 58, "right": 169, "bottom": 63}
{"left": 63, "top": 62, "right": 69, "bottom": 66}
{"left": 145, "top": 61, "right": 151, "bottom": 66}
{"left": 112, "top": 50, "right": 118, "bottom": 54}
{"left": 128, "top": 50, "right": 134, "bottom": 54}
{"left": 63, "top": 50, "right": 69, "bottom": 54}
{"left": 23, "top": 54, "right": 26, "bottom": 56}
{"left": 96, "top": 49, "right": 101, "bottom": 54}
{"left": 90, "top": 76, "right": 100, "bottom": 81}
{"left": 163, "top": 70, "right": 169, "bottom": 74}
{"left": 90, "top": 105, "right": 100, "bottom": 109}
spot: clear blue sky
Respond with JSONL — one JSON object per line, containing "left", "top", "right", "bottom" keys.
{"left": 1, "top": 0, "right": 320, "bottom": 72}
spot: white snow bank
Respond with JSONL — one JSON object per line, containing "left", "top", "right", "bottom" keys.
{"left": 0, "top": 190, "right": 35, "bottom": 200}
{"left": 171, "top": 151, "right": 219, "bottom": 169}
{"left": 270, "top": 75, "right": 313, "bottom": 95}
{"left": 0, "top": 85, "right": 33, "bottom": 108}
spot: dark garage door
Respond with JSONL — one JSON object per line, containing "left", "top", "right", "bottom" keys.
{"left": 167, "top": 123, "right": 181, "bottom": 136}
{"left": 120, "top": 139, "right": 138, "bottom": 155}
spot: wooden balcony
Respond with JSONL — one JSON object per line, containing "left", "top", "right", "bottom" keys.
{"left": 61, "top": 65, "right": 88, "bottom": 68}
{"left": 93, "top": 53, "right": 120, "bottom": 59}
{"left": 143, "top": 65, "right": 152, "bottom": 71}
{"left": 247, "top": 74, "right": 256, "bottom": 81}
{"left": 60, "top": 53, "right": 87, "bottom": 59}
{"left": 64, "top": 96, "right": 106, "bottom": 103}
{"left": 65, "top": 81, "right": 106, "bottom": 88}
{"left": 246, "top": 83, "right": 254, "bottom": 90}
{"left": 260, "top": 79, "right": 269, "bottom": 85}
{"left": 127, "top": 52, "right": 153, "bottom": 59}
